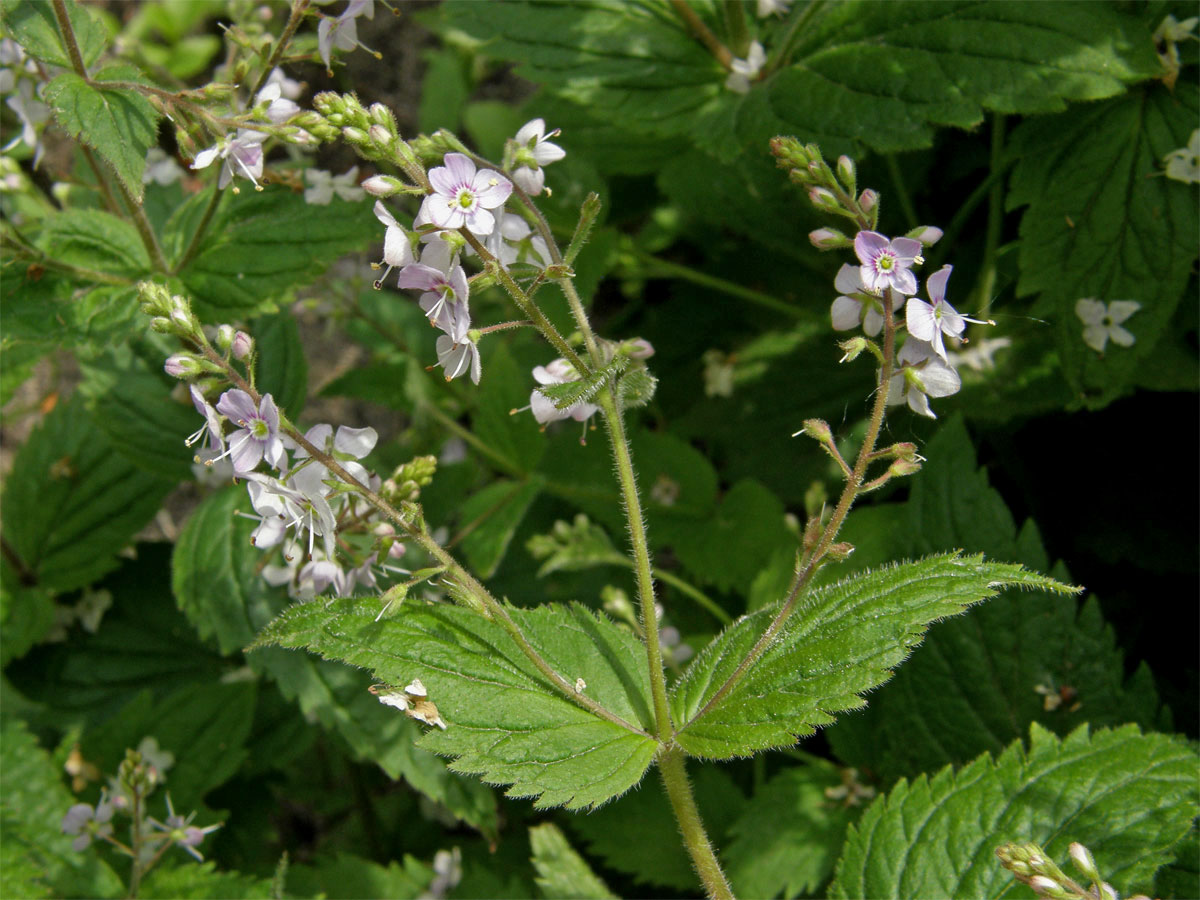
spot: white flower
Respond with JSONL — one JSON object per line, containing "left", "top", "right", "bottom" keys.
{"left": 1075, "top": 298, "right": 1140, "bottom": 353}
{"left": 255, "top": 82, "right": 300, "bottom": 125}
{"left": 143, "top": 148, "right": 183, "bottom": 185}
{"left": 725, "top": 41, "right": 766, "bottom": 94}
{"left": 885, "top": 339, "right": 961, "bottom": 418}
{"left": 191, "top": 129, "right": 267, "bottom": 191}
{"left": 530, "top": 359, "right": 599, "bottom": 425}
{"left": 1163, "top": 128, "right": 1200, "bottom": 184}
{"left": 511, "top": 118, "right": 565, "bottom": 195}
{"left": 305, "top": 166, "right": 364, "bottom": 204}
{"left": 831, "top": 263, "right": 902, "bottom": 336}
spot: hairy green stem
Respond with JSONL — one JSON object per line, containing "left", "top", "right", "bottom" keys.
{"left": 684, "top": 288, "right": 899, "bottom": 728}
{"left": 248, "top": 0, "right": 310, "bottom": 98}
{"left": 671, "top": 0, "right": 734, "bottom": 68}
{"left": 722, "top": 0, "right": 751, "bottom": 56}
{"left": 658, "top": 749, "right": 734, "bottom": 900}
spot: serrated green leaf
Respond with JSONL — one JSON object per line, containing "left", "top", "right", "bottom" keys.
{"left": 829, "top": 724, "right": 1200, "bottom": 899}
{"left": 0, "top": 561, "right": 56, "bottom": 666}
{"left": 0, "top": 0, "right": 107, "bottom": 70}
{"left": 1, "top": 278, "right": 142, "bottom": 349}
{"left": 1007, "top": 83, "right": 1199, "bottom": 408}
{"left": 529, "top": 823, "right": 617, "bottom": 900}
{"left": 77, "top": 346, "right": 197, "bottom": 481}
{"left": 171, "top": 189, "right": 378, "bottom": 318}
{"left": 139, "top": 862, "right": 273, "bottom": 899}
{"left": 827, "top": 417, "right": 1167, "bottom": 782}
{"left": 725, "top": 766, "right": 856, "bottom": 900}
{"left": 0, "top": 718, "right": 124, "bottom": 899}
{"left": 2, "top": 397, "right": 174, "bottom": 593}
{"left": 251, "top": 598, "right": 659, "bottom": 810}
{"left": 670, "top": 553, "right": 1077, "bottom": 759}
{"left": 38, "top": 208, "right": 150, "bottom": 277}
{"left": 285, "top": 852, "right": 431, "bottom": 900}
{"left": 172, "top": 486, "right": 283, "bottom": 655}
{"left": 44, "top": 68, "right": 160, "bottom": 201}
{"left": 617, "top": 366, "right": 657, "bottom": 409}
{"left": 536, "top": 355, "right": 627, "bottom": 410}
{"left": 459, "top": 478, "right": 542, "bottom": 578}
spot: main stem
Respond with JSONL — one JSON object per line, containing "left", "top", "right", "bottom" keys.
{"left": 659, "top": 749, "right": 734, "bottom": 900}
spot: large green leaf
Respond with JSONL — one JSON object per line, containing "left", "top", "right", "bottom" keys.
{"left": 827, "top": 417, "right": 1166, "bottom": 783}
{"left": 829, "top": 724, "right": 1199, "bottom": 899}
{"left": 0, "top": 718, "right": 124, "bottom": 899}
{"left": 670, "top": 553, "right": 1077, "bottom": 759}
{"left": 285, "top": 852, "right": 430, "bottom": 900}
{"left": 38, "top": 208, "right": 150, "bottom": 277}
{"left": 251, "top": 598, "right": 660, "bottom": 810}
{"left": 44, "top": 67, "right": 161, "bottom": 201}
{"left": 447, "top": 0, "right": 1157, "bottom": 160}
{"left": 2, "top": 397, "right": 174, "bottom": 593}
{"left": 1007, "top": 82, "right": 1199, "bottom": 408}
{"left": 169, "top": 189, "right": 378, "bottom": 318}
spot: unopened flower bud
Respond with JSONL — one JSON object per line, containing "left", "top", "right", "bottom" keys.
{"left": 149, "top": 316, "right": 172, "bottom": 333}
{"left": 858, "top": 189, "right": 878, "bottom": 213}
{"left": 215, "top": 324, "right": 236, "bottom": 351}
{"left": 368, "top": 123, "right": 392, "bottom": 148}
{"left": 622, "top": 337, "right": 655, "bottom": 359}
{"left": 800, "top": 418, "right": 832, "bottom": 442}
{"left": 893, "top": 442, "right": 919, "bottom": 461}
{"left": 809, "top": 227, "right": 851, "bottom": 250}
{"left": 1098, "top": 884, "right": 1118, "bottom": 900}
{"left": 231, "top": 331, "right": 253, "bottom": 359}
{"left": 808, "top": 186, "right": 840, "bottom": 212}
{"left": 342, "top": 126, "right": 368, "bottom": 144}
{"left": 827, "top": 541, "right": 855, "bottom": 560}
{"left": 907, "top": 225, "right": 943, "bottom": 246}
{"left": 836, "top": 154, "right": 856, "bottom": 192}
{"left": 164, "top": 353, "right": 201, "bottom": 378}
{"left": 889, "top": 457, "right": 921, "bottom": 477}
{"left": 838, "top": 335, "right": 869, "bottom": 362}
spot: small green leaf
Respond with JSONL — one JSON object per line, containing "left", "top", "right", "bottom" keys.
{"left": 139, "top": 862, "right": 274, "bottom": 900}
{"left": 0, "top": 0, "right": 108, "bottom": 70}
{"left": 829, "top": 724, "right": 1199, "bottom": 899}
{"left": 44, "top": 67, "right": 160, "bottom": 201}
{"left": 2, "top": 397, "right": 174, "bottom": 593}
{"left": 536, "top": 355, "right": 627, "bottom": 410}
{"left": 251, "top": 598, "right": 659, "bottom": 809}
{"left": 670, "top": 553, "right": 1077, "bottom": 759}
{"left": 285, "top": 852, "right": 431, "bottom": 900}
{"left": 39, "top": 208, "right": 150, "bottom": 277}
{"left": 459, "top": 478, "right": 542, "bottom": 578}
{"left": 529, "top": 823, "right": 617, "bottom": 900}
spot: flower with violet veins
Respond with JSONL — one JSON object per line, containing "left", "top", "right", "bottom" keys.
{"left": 905, "top": 265, "right": 988, "bottom": 361}
{"left": 1163, "top": 128, "right": 1200, "bottom": 184}
{"left": 831, "top": 263, "right": 902, "bottom": 336}
{"left": 423, "top": 152, "right": 512, "bottom": 236}
{"left": 885, "top": 339, "right": 961, "bottom": 419}
{"left": 191, "top": 129, "right": 267, "bottom": 191}
{"left": 372, "top": 200, "right": 416, "bottom": 287}
{"left": 215, "top": 390, "right": 286, "bottom": 474}
{"left": 185, "top": 385, "right": 226, "bottom": 459}
{"left": 1075, "top": 298, "right": 1141, "bottom": 353}
{"left": 396, "top": 240, "right": 468, "bottom": 332}
{"left": 511, "top": 118, "right": 565, "bottom": 195}
{"left": 436, "top": 327, "right": 481, "bottom": 385}
{"left": 854, "top": 230, "right": 923, "bottom": 296}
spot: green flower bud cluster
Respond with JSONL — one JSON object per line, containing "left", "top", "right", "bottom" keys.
{"left": 770, "top": 135, "right": 878, "bottom": 232}
{"left": 382, "top": 455, "right": 438, "bottom": 503}
{"left": 995, "top": 841, "right": 1139, "bottom": 900}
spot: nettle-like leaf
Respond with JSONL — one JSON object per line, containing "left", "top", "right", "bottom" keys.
{"left": 0, "top": 0, "right": 107, "bottom": 71}
{"left": 446, "top": 0, "right": 1157, "bottom": 160}
{"left": 1007, "top": 81, "right": 1199, "bottom": 408}
{"left": 168, "top": 188, "right": 378, "bottom": 318}
{"left": 535, "top": 355, "right": 628, "bottom": 410}
{"left": 251, "top": 598, "right": 660, "bottom": 810}
{"left": 529, "top": 823, "right": 617, "bottom": 900}
{"left": 725, "top": 766, "right": 857, "bottom": 900}
{"left": 827, "top": 417, "right": 1166, "bottom": 783}
{"left": 829, "top": 723, "right": 1200, "bottom": 899}
{"left": 44, "top": 66, "right": 161, "bottom": 201}
{"left": 669, "top": 553, "right": 1077, "bottom": 759}
{"left": 138, "top": 862, "right": 273, "bottom": 900}
{"left": 2, "top": 397, "right": 175, "bottom": 593}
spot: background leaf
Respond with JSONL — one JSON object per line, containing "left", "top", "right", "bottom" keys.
{"left": 529, "top": 823, "right": 616, "bottom": 900}
{"left": 828, "top": 724, "right": 1199, "bottom": 899}
{"left": 0, "top": 0, "right": 108, "bottom": 70}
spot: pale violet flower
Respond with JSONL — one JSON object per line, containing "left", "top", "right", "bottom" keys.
{"left": 62, "top": 800, "right": 114, "bottom": 852}
{"left": 530, "top": 359, "right": 599, "bottom": 425}
{"left": 511, "top": 118, "right": 565, "bottom": 195}
{"left": 905, "top": 265, "right": 986, "bottom": 361}
{"left": 147, "top": 795, "right": 221, "bottom": 862}
{"left": 317, "top": 0, "right": 376, "bottom": 72}
{"left": 305, "top": 165, "right": 364, "bottom": 204}
{"left": 855, "top": 231, "right": 923, "bottom": 296}
{"left": 1163, "top": 128, "right": 1199, "bottom": 184}
{"left": 215, "top": 390, "right": 286, "bottom": 473}
{"left": 435, "top": 311, "right": 481, "bottom": 385}
{"left": 397, "top": 240, "right": 469, "bottom": 334}
{"left": 191, "top": 129, "right": 267, "bottom": 191}
{"left": 255, "top": 81, "right": 300, "bottom": 125}
{"left": 1075, "top": 298, "right": 1141, "bottom": 353}
{"left": 143, "top": 148, "right": 183, "bottom": 185}
{"left": 831, "top": 263, "right": 902, "bottom": 335}
{"left": 482, "top": 212, "right": 552, "bottom": 269}
{"left": 372, "top": 200, "right": 416, "bottom": 287}
{"left": 423, "top": 152, "right": 512, "bottom": 235}
{"left": 263, "top": 66, "right": 303, "bottom": 101}
{"left": 886, "top": 339, "right": 961, "bottom": 418}
{"left": 725, "top": 41, "right": 766, "bottom": 94}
